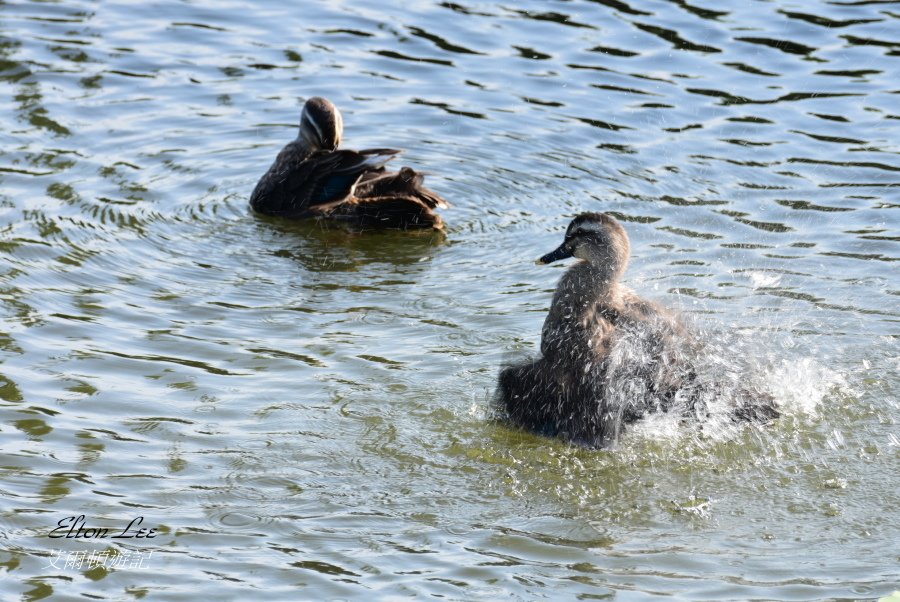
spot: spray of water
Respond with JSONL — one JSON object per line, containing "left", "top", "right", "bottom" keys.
{"left": 495, "top": 307, "right": 842, "bottom": 450}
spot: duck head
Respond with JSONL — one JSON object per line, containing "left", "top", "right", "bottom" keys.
{"left": 299, "top": 96, "right": 343, "bottom": 150}
{"left": 538, "top": 212, "right": 631, "bottom": 276}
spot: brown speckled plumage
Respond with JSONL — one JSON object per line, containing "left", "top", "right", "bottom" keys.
{"left": 497, "top": 212, "right": 778, "bottom": 448}
{"left": 250, "top": 97, "right": 447, "bottom": 230}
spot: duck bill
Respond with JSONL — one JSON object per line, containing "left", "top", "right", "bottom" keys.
{"left": 537, "top": 243, "right": 573, "bottom": 265}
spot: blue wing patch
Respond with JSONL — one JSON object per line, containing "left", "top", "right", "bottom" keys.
{"left": 312, "top": 172, "right": 359, "bottom": 205}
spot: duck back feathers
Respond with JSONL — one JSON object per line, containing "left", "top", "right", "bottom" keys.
{"left": 250, "top": 147, "right": 400, "bottom": 217}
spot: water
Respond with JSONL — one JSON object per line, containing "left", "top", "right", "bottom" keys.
{"left": 0, "top": 0, "right": 897, "bottom": 599}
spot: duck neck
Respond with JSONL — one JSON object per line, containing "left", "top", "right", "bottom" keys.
{"left": 554, "top": 260, "right": 622, "bottom": 317}
{"left": 297, "top": 126, "right": 320, "bottom": 152}
{"left": 275, "top": 137, "right": 317, "bottom": 166}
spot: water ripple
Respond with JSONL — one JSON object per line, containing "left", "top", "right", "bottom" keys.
{"left": 0, "top": 0, "right": 897, "bottom": 599}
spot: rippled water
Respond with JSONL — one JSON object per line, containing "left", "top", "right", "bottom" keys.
{"left": 1, "top": 0, "right": 898, "bottom": 599}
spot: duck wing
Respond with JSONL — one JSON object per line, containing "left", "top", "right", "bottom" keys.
{"left": 250, "top": 147, "right": 400, "bottom": 217}
{"left": 316, "top": 194, "right": 443, "bottom": 230}
{"left": 355, "top": 166, "right": 449, "bottom": 209}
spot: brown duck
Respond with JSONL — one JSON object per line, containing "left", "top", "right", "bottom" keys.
{"left": 497, "top": 212, "right": 778, "bottom": 448}
{"left": 250, "top": 97, "right": 447, "bottom": 229}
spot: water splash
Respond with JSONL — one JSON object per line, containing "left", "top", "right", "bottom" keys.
{"left": 765, "top": 356, "right": 848, "bottom": 417}
{"left": 747, "top": 270, "right": 782, "bottom": 288}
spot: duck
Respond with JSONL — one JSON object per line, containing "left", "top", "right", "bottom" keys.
{"left": 250, "top": 97, "right": 447, "bottom": 230}
{"left": 496, "top": 212, "right": 778, "bottom": 448}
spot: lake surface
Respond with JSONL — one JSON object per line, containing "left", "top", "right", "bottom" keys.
{"left": 1, "top": 0, "right": 898, "bottom": 599}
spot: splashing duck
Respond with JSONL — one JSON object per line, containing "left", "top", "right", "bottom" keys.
{"left": 497, "top": 212, "right": 778, "bottom": 448}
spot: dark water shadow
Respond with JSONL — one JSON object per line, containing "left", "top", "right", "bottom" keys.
{"left": 253, "top": 215, "right": 447, "bottom": 273}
